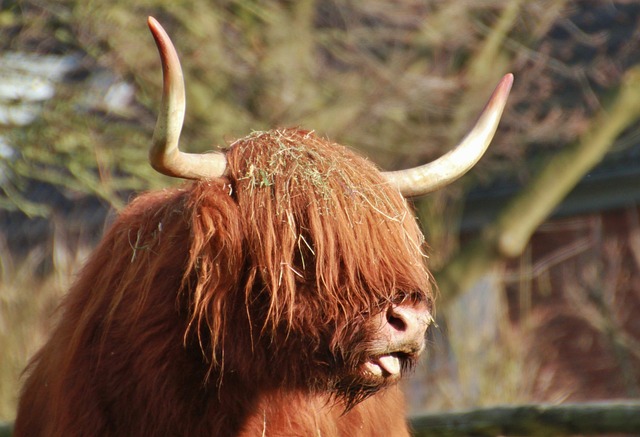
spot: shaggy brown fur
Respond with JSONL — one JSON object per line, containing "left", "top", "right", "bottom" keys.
{"left": 15, "top": 128, "right": 432, "bottom": 436}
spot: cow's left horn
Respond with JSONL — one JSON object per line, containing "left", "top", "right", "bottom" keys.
{"left": 148, "top": 17, "right": 227, "bottom": 179}
{"left": 384, "top": 74, "right": 513, "bottom": 197}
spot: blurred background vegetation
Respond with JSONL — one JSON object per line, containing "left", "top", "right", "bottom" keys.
{"left": 2, "top": 0, "right": 640, "bottom": 423}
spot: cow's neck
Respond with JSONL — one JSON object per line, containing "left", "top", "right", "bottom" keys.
{"left": 209, "top": 386, "right": 412, "bottom": 437}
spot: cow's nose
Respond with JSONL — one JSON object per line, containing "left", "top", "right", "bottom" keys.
{"left": 384, "top": 303, "right": 431, "bottom": 351}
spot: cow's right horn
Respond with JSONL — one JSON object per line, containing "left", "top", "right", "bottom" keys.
{"left": 148, "top": 17, "right": 227, "bottom": 180}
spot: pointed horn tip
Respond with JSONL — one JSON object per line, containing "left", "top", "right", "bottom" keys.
{"left": 481, "top": 73, "right": 514, "bottom": 116}
{"left": 147, "top": 16, "right": 160, "bottom": 31}
{"left": 146, "top": 16, "right": 182, "bottom": 79}
{"left": 147, "top": 16, "right": 167, "bottom": 40}
{"left": 147, "top": 16, "right": 167, "bottom": 44}
{"left": 496, "top": 73, "right": 514, "bottom": 100}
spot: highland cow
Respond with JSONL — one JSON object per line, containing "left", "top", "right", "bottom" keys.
{"left": 14, "top": 17, "right": 512, "bottom": 437}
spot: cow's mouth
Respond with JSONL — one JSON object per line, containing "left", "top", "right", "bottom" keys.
{"left": 362, "top": 353, "right": 408, "bottom": 379}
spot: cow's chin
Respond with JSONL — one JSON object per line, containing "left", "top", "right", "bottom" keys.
{"left": 330, "top": 351, "right": 419, "bottom": 411}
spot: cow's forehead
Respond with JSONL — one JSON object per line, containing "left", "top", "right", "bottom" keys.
{"left": 223, "top": 127, "right": 431, "bottom": 313}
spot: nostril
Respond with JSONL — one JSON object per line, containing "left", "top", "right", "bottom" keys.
{"left": 387, "top": 304, "right": 432, "bottom": 335}
{"left": 387, "top": 308, "right": 408, "bottom": 332}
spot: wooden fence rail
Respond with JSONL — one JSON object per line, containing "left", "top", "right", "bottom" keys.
{"left": 409, "top": 401, "right": 640, "bottom": 436}
{"left": 1, "top": 401, "right": 639, "bottom": 436}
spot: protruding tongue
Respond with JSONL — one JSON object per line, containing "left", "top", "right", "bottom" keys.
{"left": 377, "top": 354, "right": 401, "bottom": 376}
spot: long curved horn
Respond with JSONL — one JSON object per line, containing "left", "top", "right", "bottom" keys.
{"left": 384, "top": 74, "right": 513, "bottom": 197}
{"left": 147, "top": 17, "right": 227, "bottom": 179}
